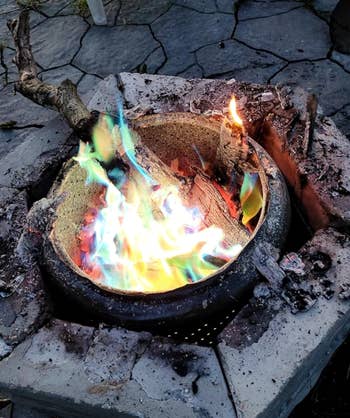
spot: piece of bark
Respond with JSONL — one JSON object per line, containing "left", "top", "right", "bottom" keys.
{"left": 252, "top": 243, "right": 285, "bottom": 291}
{"left": 7, "top": 10, "right": 97, "bottom": 140}
{"left": 216, "top": 118, "right": 249, "bottom": 181}
{"left": 302, "top": 94, "right": 318, "bottom": 157}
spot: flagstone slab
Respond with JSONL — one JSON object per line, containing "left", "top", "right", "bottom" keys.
{"left": 313, "top": 0, "right": 339, "bottom": 15}
{"left": 176, "top": 0, "right": 217, "bottom": 13}
{"left": 0, "top": 84, "right": 57, "bottom": 157}
{"left": 117, "top": 0, "right": 171, "bottom": 25}
{"left": 143, "top": 46, "right": 166, "bottom": 74}
{"left": 177, "top": 64, "right": 204, "bottom": 78}
{"left": 0, "top": 82, "right": 55, "bottom": 125}
{"left": 270, "top": 59, "right": 350, "bottom": 115}
{"left": 0, "top": 117, "right": 74, "bottom": 189}
{"left": 216, "top": 0, "right": 235, "bottom": 13}
{"left": 39, "top": 0, "right": 71, "bottom": 17}
{"left": 235, "top": 7, "right": 331, "bottom": 60}
{"left": 333, "top": 103, "right": 350, "bottom": 139}
{"left": 31, "top": 15, "right": 88, "bottom": 69}
{"left": 152, "top": 5, "right": 234, "bottom": 75}
{"left": 218, "top": 228, "right": 350, "bottom": 418}
{"left": 331, "top": 50, "right": 350, "bottom": 72}
{"left": 73, "top": 25, "right": 159, "bottom": 77}
{"left": 238, "top": 0, "right": 301, "bottom": 20}
{"left": 0, "top": 320, "right": 236, "bottom": 418}
{"left": 38, "top": 64, "right": 83, "bottom": 85}
{"left": 77, "top": 73, "right": 102, "bottom": 103}
{"left": 196, "top": 39, "right": 285, "bottom": 83}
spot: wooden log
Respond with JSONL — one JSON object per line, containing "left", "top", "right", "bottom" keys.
{"left": 7, "top": 10, "right": 97, "bottom": 140}
{"left": 189, "top": 171, "right": 250, "bottom": 247}
{"left": 215, "top": 118, "right": 249, "bottom": 182}
{"left": 109, "top": 131, "right": 248, "bottom": 247}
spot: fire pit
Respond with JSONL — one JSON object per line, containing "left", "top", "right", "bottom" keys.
{"left": 1, "top": 71, "right": 349, "bottom": 418}
{"left": 1, "top": 11, "right": 350, "bottom": 418}
{"left": 42, "top": 108, "right": 290, "bottom": 335}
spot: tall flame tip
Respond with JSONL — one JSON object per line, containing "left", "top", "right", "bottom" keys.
{"left": 229, "top": 96, "right": 243, "bottom": 127}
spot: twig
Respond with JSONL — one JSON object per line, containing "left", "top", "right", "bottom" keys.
{"left": 7, "top": 10, "right": 97, "bottom": 139}
{"left": 303, "top": 94, "right": 318, "bottom": 157}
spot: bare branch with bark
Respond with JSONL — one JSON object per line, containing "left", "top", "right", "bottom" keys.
{"left": 7, "top": 10, "right": 97, "bottom": 139}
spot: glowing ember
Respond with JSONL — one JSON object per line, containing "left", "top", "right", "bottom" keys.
{"left": 73, "top": 100, "right": 263, "bottom": 293}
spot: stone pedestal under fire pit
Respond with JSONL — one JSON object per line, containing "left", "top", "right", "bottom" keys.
{"left": 0, "top": 73, "right": 349, "bottom": 418}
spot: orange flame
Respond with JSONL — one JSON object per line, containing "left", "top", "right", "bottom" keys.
{"left": 229, "top": 96, "right": 243, "bottom": 127}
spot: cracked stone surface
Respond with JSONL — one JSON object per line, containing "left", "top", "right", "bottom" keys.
{"left": 218, "top": 228, "right": 350, "bottom": 418}
{"left": 332, "top": 50, "right": 350, "bottom": 72}
{"left": 132, "top": 338, "right": 235, "bottom": 416}
{"left": 333, "top": 104, "right": 350, "bottom": 138}
{"left": 152, "top": 5, "right": 234, "bottom": 74}
{"left": 38, "top": 64, "right": 83, "bottom": 85}
{"left": 0, "top": 117, "right": 74, "bottom": 189}
{"left": 74, "top": 25, "right": 159, "bottom": 76}
{"left": 0, "top": 338, "right": 11, "bottom": 360}
{"left": 196, "top": 39, "right": 285, "bottom": 83}
{"left": 176, "top": 0, "right": 217, "bottom": 13}
{"left": 77, "top": 73, "right": 102, "bottom": 103}
{"left": 0, "top": 21, "right": 15, "bottom": 49}
{"left": 313, "top": 0, "right": 339, "bottom": 14}
{"left": 0, "top": 320, "right": 235, "bottom": 417}
{"left": 0, "top": 85, "right": 56, "bottom": 158}
{"left": 236, "top": 7, "right": 331, "bottom": 61}
{"left": 271, "top": 60, "right": 350, "bottom": 115}
{"left": 1, "top": 47, "right": 19, "bottom": 85}
{"left": 1, "top": 0, "right": 350, "bottom": 139}
{"left": 31, "top": 15, "right": 88, "bottom": 69}
{"left": 117, "top": 0, "right": 171, "bottom": 25}
{"left": 238, "top": 0, "right": 301, "bottom": 20}
{"left": 216, "top": 0, "right": 234, "bottom": 13}
{"left": 39, "top": 0, "right": 71, "bottom": 17}
{"left": 178, "top": 64, "right": 204, "bottom": 78}
{"left": 312, "top": 0, "right": 339, "bottom": 22}
{"left": 143, "top": 46, "right": 166, "bottom": 74}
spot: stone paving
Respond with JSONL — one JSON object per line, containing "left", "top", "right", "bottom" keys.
{"left": 1, "top": 0, "right": 350, "bottom": 159}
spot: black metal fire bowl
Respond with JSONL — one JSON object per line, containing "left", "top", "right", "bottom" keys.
{"left": 41, "top": 113, "right": 290, "bottom": 335}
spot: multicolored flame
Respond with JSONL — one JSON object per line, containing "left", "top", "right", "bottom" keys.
{"left": 240, "top": 172, "right": 263, "bottom": 226}
{"left": 73, "top": 99, "right": 263, "bottom": 293}
{"left": 227, "top": 97, "right": 263, "bottom": 227}
{"left": 74, "top": 108, "right": 246, "bottom": 293}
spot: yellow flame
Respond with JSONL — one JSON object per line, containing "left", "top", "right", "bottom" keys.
{"left": 229, "top": 96, "right": 243, "bottom": 127}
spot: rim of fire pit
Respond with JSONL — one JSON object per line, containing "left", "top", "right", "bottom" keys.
{"left": 42, "top": 112, "right": 290, "bottom": 331}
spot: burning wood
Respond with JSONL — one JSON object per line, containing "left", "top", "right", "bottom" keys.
{"left": 189, "top": 171, "right": 249, "bottom": 246}
{"left": 71, "top": 109, "right": 257, "bottom": 293}
{"left": 215, "top": 97, "right": 250, "bottom": 182}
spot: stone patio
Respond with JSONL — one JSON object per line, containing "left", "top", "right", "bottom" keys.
{"left": 1, "top": 1, "right": 350, "bottom": 418}
{"left": 1, "top": 0, "right": 350, "bottom": 160}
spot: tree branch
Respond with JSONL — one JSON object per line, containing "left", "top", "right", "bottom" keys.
{"left": 7, "top": 10, "right": 97, "bottom": 139}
